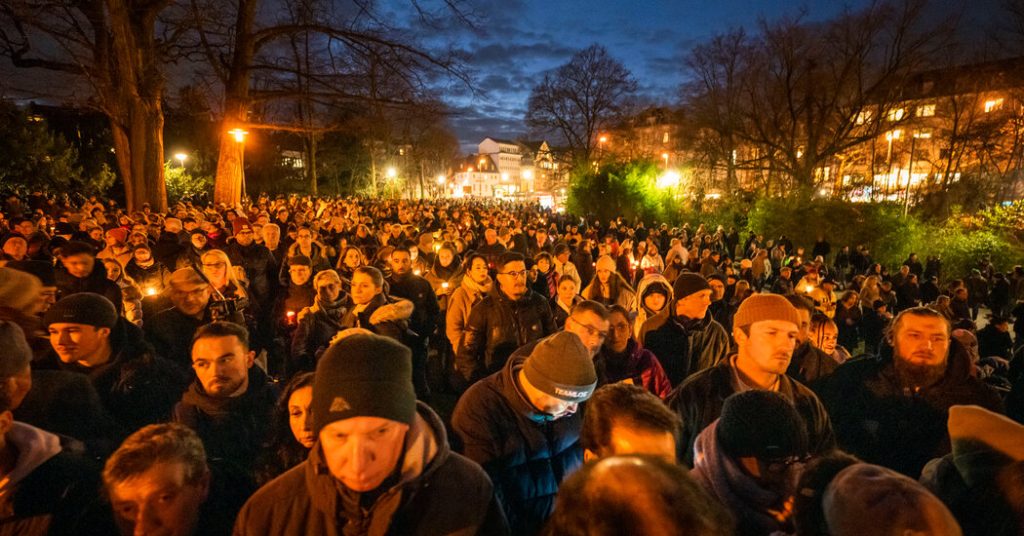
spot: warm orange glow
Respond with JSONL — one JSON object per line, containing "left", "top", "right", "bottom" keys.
{"left": 228, "top": 128, "right": 248, "bottom": 143}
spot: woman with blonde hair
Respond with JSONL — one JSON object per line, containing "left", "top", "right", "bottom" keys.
{"left": 102, "top": 258, "right": 143, "bottom": 325}
{"left": 200, "top": 249, "right": 249, "bottom": 301}
{"left": 859, "top": 275, "right": 881, "bottom": 308}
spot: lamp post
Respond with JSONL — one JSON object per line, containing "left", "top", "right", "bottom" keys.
{"left": 228, "top": 128, "right": 248, "bottom": 199}
{"left": 174, "top": 152, "right": 188, "bottom": 167}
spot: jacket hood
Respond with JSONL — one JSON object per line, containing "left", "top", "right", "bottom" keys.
{"left": 636, "top": 274, "right": 673, "bottom": 310}
{"left": 305, "top": 402, "right": 449, "bottom": 517}
{"left": 0, "top": 422, "right": 62, "bottom": 492}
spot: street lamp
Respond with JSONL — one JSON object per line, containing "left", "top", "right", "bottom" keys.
{"left": 386, "top": 167, "right": 397, "bottom": 179}
{"left": 656, "top": 170, "right": 680, "bottom": 189}
{"left": 662, "top": 152, "right": 670, "bottom": 168}
{"left": 227, "top": 128, "right": 249, "bottom": 199}
{"left": 436, "top": 175, "right": 446, "bottom": 185}
{"left": 174, "top": 152, "right": 188, "bottom": 167}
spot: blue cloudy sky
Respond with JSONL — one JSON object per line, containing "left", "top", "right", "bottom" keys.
{"left": 389, "top": 0, "right": 1006, "bottom": 152}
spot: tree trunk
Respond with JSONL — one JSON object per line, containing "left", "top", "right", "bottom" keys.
{"left": 213, "top": 0, "right": 258, "bottom": 205}
{"left": 214, "top": 105, "right": 247, "bottom": 205}
{"left": 110, "top": 98, "right": 167, "bottom": 212}
{"left": 307, "top": 133, "right": 318, "bottom": 195}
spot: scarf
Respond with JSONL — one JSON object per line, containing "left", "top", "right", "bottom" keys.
{"left": 691, "top": 421, "right": 793, "bottom": 535}
{"left": 544, "top": 269, "right": 558, "bottom": 297}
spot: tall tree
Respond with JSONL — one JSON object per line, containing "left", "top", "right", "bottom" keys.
{"left": 1, "top": 0, "right": 175, "bottom": 210}
{"left": 185, "top": 0, "right": 467, "bottom": 204}
{"left": 526, "top": 44, "right": 638, "bottom": 166}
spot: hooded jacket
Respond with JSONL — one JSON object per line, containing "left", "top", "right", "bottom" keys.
{"left": 638, "top": 308, "right": 730, "bottom": 387}
{"left": 224, "top": 240, "right": 279, "bottom": 307}
{"left": 451, "top": 356, "right": 584, "bottom": 535}
{"left": 445, "top": 274, "right": 492, "bottom": 351}
{"left": 290, "top": 295, "right": 350, "bottom": 373}
{"left": 816, "top": 340, "right": 1003, "bottom": 477}
{"left": 455, "top": 287, "right": 555, "bottom": 387}
{"left": 668, "top": 357, "right": 835, "bottom": 467}
{"left": 632, "top": 274, "right": 673, "bottom": 339}
{"left": 173, "top": 367, "right": 279, "bottom": 480}
{"left": 234, "top": 402, "right": 508, "bottom": 536}
{"left": 594, "top": 339, "right": 672, "bottom": 399}
{"left": 0, "top": 422, "right": 99, "bottom": 536}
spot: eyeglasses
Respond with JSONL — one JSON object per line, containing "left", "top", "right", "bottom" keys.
{"left": 499, "top": 270, "right": 528, "bottom": 278}
{"left": 568, "top": 316, "right": 609, "bottom": 340}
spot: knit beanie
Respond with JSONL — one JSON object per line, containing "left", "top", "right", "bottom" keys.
{"left": 733, "top": 293, "right": 801, "bottom": 330}
{"left": 6, "top": 260, "right": 56, "bottom": 287}
{"left": 232, "top": 217, "right": 253, "bottom": 236}
{"left": 523, "top": 331, "right": 597, "bottom": 403}
{"left": 672, "top": 273, "right": 710, "bottom": 300}
{"left": 595, "top": 255, "right": 616, "bottom": 273}
{"left": 289, "top": 255, "right": 312, "bottom": 267}
{"left": 717, "top": 390, "right": 808, "bottom": 460}
{"left": 0, "top": 267, "right": 42, "bottom": 312}
{"left": 0, "top": 322, "right": 32, "bottom": 377}
{"left": 948, "top": 405, "right": 1024, "bottom": 463}
{"left": 312, "top": 332, "right": 416, "bottom": 434}
{"left": 43, "top": 292, "right": 118, "bottom": 329}
{"left": 823, "top": 464, "right": 962, "bottom": 536}
{"left": 106, "top": 227, "right": 128, "bottom": 244}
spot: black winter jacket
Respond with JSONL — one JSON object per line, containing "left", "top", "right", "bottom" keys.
{"left": 173, "top": 367, "right": 278, "bottom": 482}
{"left": 638, "top": 309, "right": 730, "bottom": 387}
{"left": 455, "top": 288, "right": 555, "bottom": 386}
{"left": 451, "top": 356, "right": 583, "bottom": 536}
{"left": 667, "top": 358, "right": 836, "bottom": 466}
{"left": 54, "top": 263, "right": 123, "bottom": 313}
{"left": 225, "top": 240, "right": 279, "bottom": 308}
{"left": 815, "top": 340, "right": 1004, "bottom": 477}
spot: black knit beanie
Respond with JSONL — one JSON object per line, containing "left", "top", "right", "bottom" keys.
{"left": 43, "top": 292, "right": 118, "bottom": 329}
{"left": 523, "top": 331, "right": 597, "bottom": 403}
{"left": 717, "top": 390, "right": 808, "bottom": 460}
{"left": 312, "top": 332, "right": 416, "bottom": 434}
{"left": 672, "top": 272, "right": 711, "bottom": 300}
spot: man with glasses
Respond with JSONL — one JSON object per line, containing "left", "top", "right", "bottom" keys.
{"left": 668, "top": 294, "right": 835, "bottom": 467}
{"left": 174, "top": 322, "right": 277, "bottom": 484}
{"left": 145, "top": 267, "right": 217, "bottom": 369}
{"left": 690, "top": 390, "right": 810, "bottom": 535}
{"left": 452, "top": 331, "right": 596, "bottom": 535}
{"left": 456, "top": 252, "right": 555, "bottom": 388}
{"left": 225, "top": 217, "right": 278, "bottom": 315}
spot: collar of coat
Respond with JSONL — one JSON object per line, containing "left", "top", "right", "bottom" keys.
{"left": 305, "top": 402, "right": 448, "bottom": 522}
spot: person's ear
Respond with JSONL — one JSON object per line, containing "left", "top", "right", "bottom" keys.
{"left": 733, "top": 327, "right": 748, "bottom": 346}
{"left": 98, "top": 327, "right": 112, "bottom": 339}
{"left": 245, "top": 350, "right": 255, "bottom": 368}
{"left": 0, "top": 410, "right": 13, "bottom": 437}
{"left": 198, "top": 467, "right": 211, "bottom": 502}
{"left": 583, "top": 449, "right": 598, "bottom": 463}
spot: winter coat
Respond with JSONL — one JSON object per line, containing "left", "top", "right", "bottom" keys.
{"left": 455, "top": 288, "right": 556, "bottom": 386}
{"left": 977, "top": 324, "right": 1013, "bottom": 360}
{"left": 593, "top": 339, "right": 672, "bottom": 399}
{"left": 445, "top": 275, "right": 492, "bottom": 350}
{"left": 54, "top": 262, "right": 123, "bottom": 313}
{"left": 580, "top": 272, "right": 635, "bottom": 310}
{"left": 224, "top": 240, "right": 279, "bottom": 309}
{"left": 667, "top": 357, "right": 836, "bottom": 467}
{"left": 124, "top": 259, "right": 172, "bottom": 294}
{"left": 144, "top": 306, "right": 207, "bottom": 369}
{"left": 786, "top": 341, "right": 840, "bottom": 386}
{"left": 389, "top": 273, "right": 439, "bottom": 341}
{"left": 339, "top": 293, "right": 410, "bottom": 342}
{"left": 15, "top": 370, "right": 121, "bottom": 456}
{"left": 290, "top": 299, "right": 349, "bottom": 373}
{"left": 173, "top": 367, "right": 279, "bottom": 481}
{"left": 633, "top": 274, "right": 673, "bottom": 340}
{"left": 37, "top": 318, "right": 182, "bottom": 434}
{"left": 451, "top": 356, "right": 583, "bottom": 535}
{"left": 0, "top": 422, "right": 100, "bottom": 536}
{"left": 151, "top": 232, "right": 185, "bottom": 268}
{"left": 815, "top": 341, "right": 1004, "bottom": 477}
{"left": 234, "top": 402, "right": 508, "bottom": 536}
{"left": 638, "top": 309, "right": 730, "bottom": 387}
{"left": 920, "top": 446, "right": 1024, "bottom": 536}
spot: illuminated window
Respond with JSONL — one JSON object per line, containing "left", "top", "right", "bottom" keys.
{"left": 916, "top": 104, "right": 935, "bottom": 117}
{"left": 885, "top": 129, "right": 902, "bottom": 141}
{"left": 913, "top": 129, "right": 932, "bottom": 139}
{"left": 887, "top": 108, "right": 906, "bottom": 122}
{"left": 984, "top": 98, "right": 1004, "bottom": 113}
{"left": 662, "top": 132, "right": 669, "bottom": 144}
{"left": 855, "top": 110, "right": 873, "bottom": 125}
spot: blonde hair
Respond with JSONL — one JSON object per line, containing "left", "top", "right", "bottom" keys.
{"left": 201, "top": 249, "right": 247, "bottom": 298}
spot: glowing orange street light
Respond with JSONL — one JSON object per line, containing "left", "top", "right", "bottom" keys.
{"left": 229, "top": 128, "right": 248, "bottom": 143}
{"left": 599, "top": 135, "right": 608, "bottom": 144}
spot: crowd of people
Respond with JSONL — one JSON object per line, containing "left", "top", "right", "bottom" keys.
{"left": 0, "top": 190, "right": 1023, "bottom": 535}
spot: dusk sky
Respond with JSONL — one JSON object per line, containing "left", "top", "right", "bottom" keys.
{"left": 403, "top": 0, "right": 1004, "bottom": 153}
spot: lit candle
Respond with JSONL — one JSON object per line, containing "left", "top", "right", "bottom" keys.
{"left": 414, "top": 269, "right": 421, "bottom": 276}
